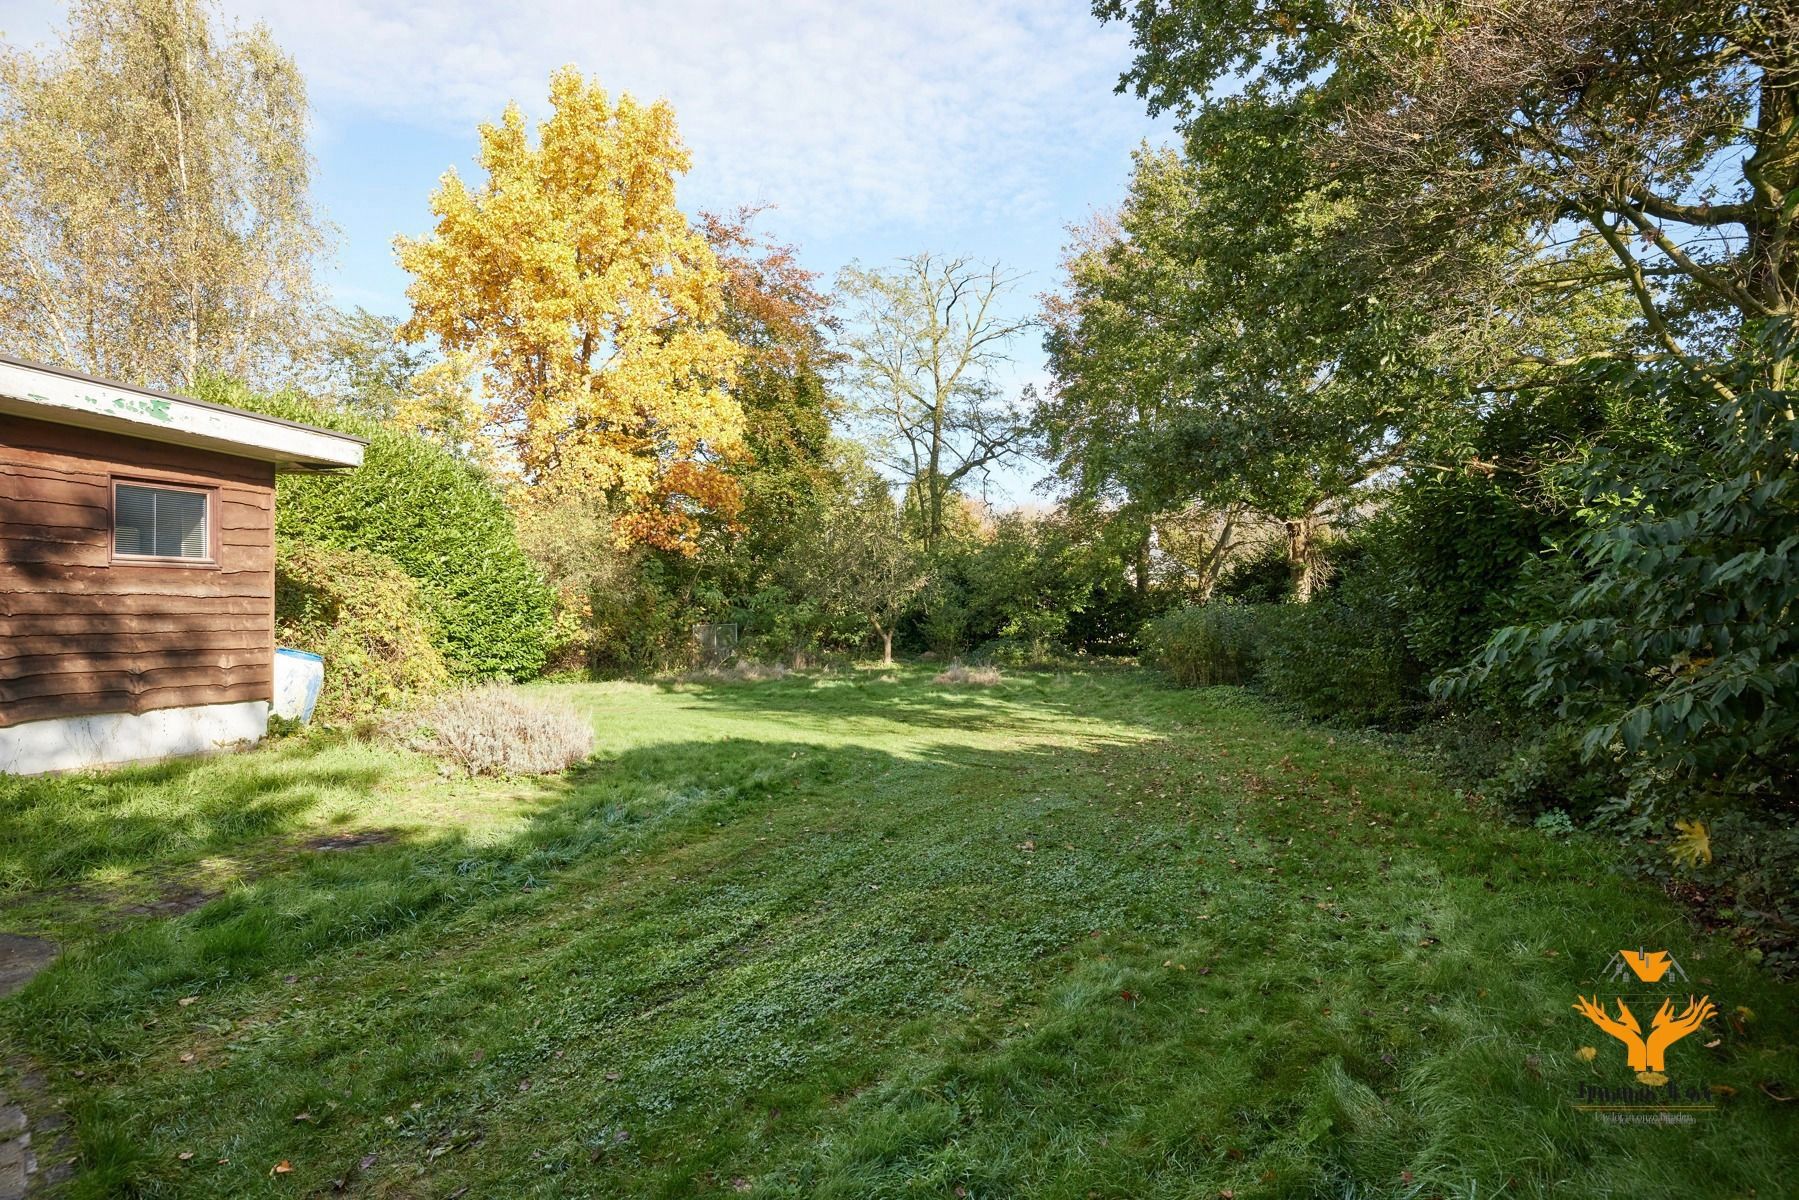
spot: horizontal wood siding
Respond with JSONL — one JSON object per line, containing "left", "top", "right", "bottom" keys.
{"left": 1, "top": 415, "right": 276, "bottom": 727}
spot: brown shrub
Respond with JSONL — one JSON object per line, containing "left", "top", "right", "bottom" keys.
{"left": 394, "top": 685, "right": 594, "bottom": 776}
{"left": 934, "top": 661, "right": 1003, "bottom": 686}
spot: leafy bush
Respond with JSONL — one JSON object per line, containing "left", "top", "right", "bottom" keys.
{"left": 274, "top": 540, "right": 450, "bottom": 724}
{"left": 1141, "top": 603, "right": 1265, "bottom": 686}
{"left": 1443, "top": 349, "right": 1798, "bottom": 960}
{"left": 196, "top": 376, "right": 553, "bottom": 681}
{"left": 1257, "top": 576, "right": 1422, "bottom": 728}
{"left": 394, "top": 685, "right": 595, "bottom": 776}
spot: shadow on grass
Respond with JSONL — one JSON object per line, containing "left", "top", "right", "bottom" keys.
{"left": 646, "top": 666, "right": 1151, "bottom": 740}
{"left": 5, "top": 712, "right": 1799, "bottom": 1200}
{"left": 0, "top": 735, "right": 403, "bottom": 903}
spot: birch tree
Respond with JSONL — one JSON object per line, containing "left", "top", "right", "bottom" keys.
{"left": 0, "top": 0, "right": 328, "bottom": 389}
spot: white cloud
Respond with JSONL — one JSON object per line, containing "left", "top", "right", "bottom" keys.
{"left": 218, "top": 0, "right": 1156, "bottom": 239}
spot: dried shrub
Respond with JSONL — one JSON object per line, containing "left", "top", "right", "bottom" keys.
{"left": 396, "top": 685, "right": 594, "bottom": 777}
{"left": 934, "top": 661, "right": 1002, "bottom": 686}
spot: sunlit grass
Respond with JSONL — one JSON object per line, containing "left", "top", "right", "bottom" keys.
{"left": 2, "top": 667, "right": 1794, "bottom": 1198}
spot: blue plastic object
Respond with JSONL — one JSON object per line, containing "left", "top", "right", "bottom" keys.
{"left": 273, "top": 647, "right": 325, "bottom": 723}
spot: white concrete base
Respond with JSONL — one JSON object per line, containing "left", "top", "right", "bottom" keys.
{"left": 0, "top": 701, "right": 268, "bottom": 776}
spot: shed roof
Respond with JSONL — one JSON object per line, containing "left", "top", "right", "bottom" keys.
{"left": 0, "top": 354, "right": 366, "bottom": 472}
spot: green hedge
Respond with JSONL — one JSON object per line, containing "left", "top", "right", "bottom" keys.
{"left": 1256, "top": 588, "right": 1422, "bottom": 728}
{"left": 1141, "top": 603, "right": 1263, "bottom": 686}
{"left": 275, "top": 541, "right": 450, "bottom": 724}
{"left": 1145, "top": 587, "right": 1421, "bottom": 727}
{"left": 195, "top": 377, "right": 553, "bottom": 681}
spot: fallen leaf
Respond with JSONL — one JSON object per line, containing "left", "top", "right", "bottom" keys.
{"left": 1576, "top": 1046, "right": 1598, "bottom": 1062}
{"left": 358, "top": 1154, "right": 377, "bottom": 1170}
{"left": 293, "top": 1112, "right": 313, "bottom": 1123}
{"left": 1635, "top": 1071, "right": 1668, "bottom": 1087}
{"left": 178, "top": 996, "right": 199, "bottom": 1007}
{"left": 271, "top": 1160, "right": 293, "bottom": 1175}
{"left": 179, "top": 1052, "right": 196, "bottom": 1064}
{"left": 177, "top": 1151, "right": 195, "bottom": 1162}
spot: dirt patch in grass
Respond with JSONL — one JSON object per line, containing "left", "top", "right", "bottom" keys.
{"left": 0, "top": 937, "right": 57, "bottom": 1000}
{"left": 115, "top": 888, "right": 218, "bottom": 921}
{"left": 302, "top": 830, "right": 399, "bottom": 853}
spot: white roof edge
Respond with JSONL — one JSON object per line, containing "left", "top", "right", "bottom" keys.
{"left": 0, "top": 356, "right": 366, "bottom": 472}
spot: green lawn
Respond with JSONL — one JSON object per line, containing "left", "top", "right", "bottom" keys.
{"left": 2, "top": 667, "right": 1795, "bottom": 1198}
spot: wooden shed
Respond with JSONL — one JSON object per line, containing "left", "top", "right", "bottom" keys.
{"left": 0, "top": 355, "right": 365, "bottom": 775}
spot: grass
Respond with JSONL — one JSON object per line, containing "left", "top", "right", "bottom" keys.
{"left": 1, "top": 666, "right": 1795, "bottom": 1198}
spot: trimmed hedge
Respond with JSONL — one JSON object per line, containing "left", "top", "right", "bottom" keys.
{"left": 274, "top": 540, "right": 450, "bottom": 724}
{"left": 195, "top": 377, "right": 553, "bottom": 681}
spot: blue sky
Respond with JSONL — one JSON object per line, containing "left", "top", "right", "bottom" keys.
{"left": 0, "top": 0, "right": 1171, "bottom": 502}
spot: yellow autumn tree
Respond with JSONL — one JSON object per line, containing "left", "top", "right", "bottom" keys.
{"left": 396, "top": 67, "right": 744, "bottom": 551}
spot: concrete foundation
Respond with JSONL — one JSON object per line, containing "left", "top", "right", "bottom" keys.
{"left": 0, "top": 700, "right": 267, "bottom": 775}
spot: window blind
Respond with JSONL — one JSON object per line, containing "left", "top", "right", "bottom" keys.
{"left": 114, "top": 483, "right": 209, "bottom": 559}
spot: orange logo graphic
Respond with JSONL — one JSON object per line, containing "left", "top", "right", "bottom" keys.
{"left": 1603, "top": 947, "right": 1688, "bottom": 984}
{"left": 1620, "top": 950, "right": 1676, "bottom": 983}
{"left": 1573, "top": 994, "right": 1716, "bottom": 1074}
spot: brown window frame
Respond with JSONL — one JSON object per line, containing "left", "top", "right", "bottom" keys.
{"left": 109, "top": 476, "right": 219, "bottom": 568}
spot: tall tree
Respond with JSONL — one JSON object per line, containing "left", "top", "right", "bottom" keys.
{"left": 1096, "top": 0, "right": 1799, "bottom": 391}
{"left": 687, "top": 208, "right": 845, "bottom": 613}
{"left": 0, "top": 0, "right": 328, "bottom": 389}
{"left": 836, "top": 255, "right": 1032, "bottom": 548}
{"left": 397, "top": 67, "right": 744, "bottom": 553}
{"left": 1042, "top": 125, "right": 1444, "bottom": 600}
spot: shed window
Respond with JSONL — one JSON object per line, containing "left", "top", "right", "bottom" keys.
{"left": 114, "top": 482, "right": 210, "bottom": 560}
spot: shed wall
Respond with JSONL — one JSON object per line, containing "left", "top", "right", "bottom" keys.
{"left": 1, "top": 415, "right": 276, "bottom": 728}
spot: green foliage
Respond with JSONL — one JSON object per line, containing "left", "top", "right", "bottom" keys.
{"left": 194, "top": 376, "right": 553, "bottom": 681}
{"left": 1257, "top": 573, "right": 1423, "bottom": 728}
{"left": 274, "top": 540, "right": 450, "bottom": 725}
{"left": 1449, "top": 372, "right": 1799, "bottom": 812}
{"left": 1446, "top": 353, "right": 1799, "bottom": 955}
{"left": 781, "top": 451, "right": 924, "bottom": 661}
{"left": 1213, "top": 539, "right": 1291, "bottom": 605}
{"left": 1141, "top": 602, "right": 1264, "bottom": 686}
{"left": 6, "top": 673, "right": 1795, "bottom": 1196}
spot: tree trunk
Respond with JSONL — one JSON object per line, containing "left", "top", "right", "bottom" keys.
{"left": 878, "top": 626, "right": 894, "bottom": 665}
{"left": 1285, "top": 515, "right": 1319, "bottom": 603}
{"left": 1193, "top": 506, "right": 1239, "bottom": 602}
{"left": 1133, "top": 531, "right": 1151, "bottom": 596}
